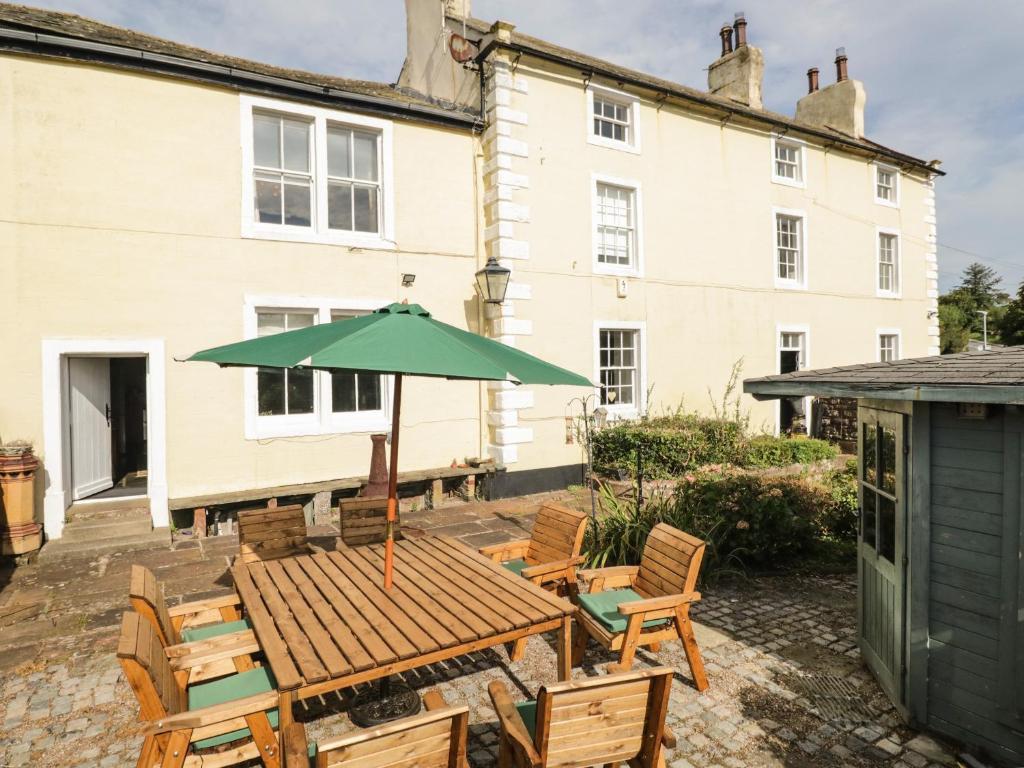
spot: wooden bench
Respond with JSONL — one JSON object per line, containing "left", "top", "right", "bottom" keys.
{"left": 282, "top": 689, "right": 468, "bottom": 767}
{"left": 338, "top": 496, "right": 400, "bottom": 546}
{"left": 573, "top": 523, "right": 708, "bottom": 691}
{"left": 488, "top": 666, "right": 674, "bottom": 767}
{"left": 117, "top": 611, "right": 280, "bottom": 767}
{"left": 238, "top": 504, "right": 326, "bottom": 564}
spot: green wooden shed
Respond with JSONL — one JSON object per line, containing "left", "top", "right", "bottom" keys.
{"left": 745, "top": 348, "right": 1024, "bottom": 765}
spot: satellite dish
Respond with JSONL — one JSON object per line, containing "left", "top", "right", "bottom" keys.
{"left": 449, "top": 32, "right": 476, "bottom": 63}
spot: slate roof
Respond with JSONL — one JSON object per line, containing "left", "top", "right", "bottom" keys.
{"left": 0, "top": 3, "right": 478, "bottom": 126}
{"left": 744, "top": 347, "right": 1024, "bottom": 404}
{"left": 460, "top": 16, "right": 940, "bottom": 175}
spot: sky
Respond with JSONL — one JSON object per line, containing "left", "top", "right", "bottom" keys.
{"left": 23, "top": 0, "right": 1024, "bottom": 295}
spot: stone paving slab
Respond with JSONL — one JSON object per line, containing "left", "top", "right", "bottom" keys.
{"left": 0, "top": 491, "right": 966, "bottom": 767}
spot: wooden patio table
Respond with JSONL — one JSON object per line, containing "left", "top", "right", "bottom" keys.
{"left": 230, "top": 535, "right": 576, "bottom": 736}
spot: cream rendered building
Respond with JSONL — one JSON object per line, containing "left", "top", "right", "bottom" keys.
{"left": 0, "top": 2, "right": 941, "bottom": 544}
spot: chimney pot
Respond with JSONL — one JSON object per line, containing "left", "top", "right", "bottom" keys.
{"left": 719, "top": 24, "right": 734, "bottom": 56}
{"left": 835, "top": 47, "right": 848, "bottom": 82}
{"left": 807, "top": 67, "right": 819, "bottom": 93}
{"left": 733, "top": 12, "right": 748, "bottom": 48}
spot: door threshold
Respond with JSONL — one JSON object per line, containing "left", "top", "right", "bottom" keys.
{"left": 74, "top": 492, "right": 148, "bottom": 505}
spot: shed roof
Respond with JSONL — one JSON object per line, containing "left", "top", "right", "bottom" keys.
{"left": 744, "top": 347, "right": 1024, "bottom": 404}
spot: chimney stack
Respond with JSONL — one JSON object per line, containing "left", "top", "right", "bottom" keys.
{"left": 835, "top": 47, "right": 848, "bottom": 82}
{"left": 719, "top": 24, "right": 734, "bottom": 56}
{"left": 806, "top": 67, "right": 819, "bottom": 94}
{"left": 707, "top": 11, "right": 763, "bottom": 109}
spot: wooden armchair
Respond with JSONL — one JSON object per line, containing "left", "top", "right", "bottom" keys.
{"left": 488, "top": 666, "right": 673, "bottom": 768}
{"left": 573, "top": 523, "right": 708, "bottom": 692}
{"left": 283, "top": 689, "right": 468, "bottom": 767}
{"left": 118, "top": 611, "right": 281, "bottom": 768}
{"left": 238, "top": 504, "right": 325, "bottom": 564}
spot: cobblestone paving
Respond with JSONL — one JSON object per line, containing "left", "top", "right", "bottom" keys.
{"left": 0, "top": 494, "right": 964, "bottom": 767}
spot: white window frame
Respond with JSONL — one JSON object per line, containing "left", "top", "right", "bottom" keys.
{"left": 591, "top": 173, "right": 644, "bottom": 277}
{"left": 586, "top": 84, "right": 641, "bottom": 154}
{"left": 770, "top": 135, "right": 806, "bottom": 188}
{"left": 876, "top": 227, "right": 902, "bottom": 298}
{"left": 772, "top": 207, "right": 808, "bottom": 290}
{"left": 240, "top": 95, "right": 396, "bottom": 249}
{"left": 877, "top": 329, "right": 901, "bottom": 362}
{"left": 593, "top": 321, "right": 647, "bottom": 420}
{"left": 243, "top": 295, "right": 392, "bottom": 439}
{"left": 874, "top": 162, "right": 900, "bottom": 208}
{"left": 775, "top": 323, "right": 811, "bottom": 436}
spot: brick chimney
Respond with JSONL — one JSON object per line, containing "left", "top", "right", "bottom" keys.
{"left": 399, "top": 0, "right": 478, "bottom": 107}
{"left": 795, "top": 47, "right": 866, "bottom": 138}
{"left": 707, "top": 12, "right": 764, "bottom": 109}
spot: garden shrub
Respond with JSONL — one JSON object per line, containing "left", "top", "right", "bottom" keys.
{"left": 738, "top": 435, "right": 839, "bottom": 468}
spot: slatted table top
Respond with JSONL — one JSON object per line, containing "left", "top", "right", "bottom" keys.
{"left": 231, "top": 535, "right": 576, "bottom": 692}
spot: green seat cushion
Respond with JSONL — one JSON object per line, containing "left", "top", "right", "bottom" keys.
{"left": 188, "top": 667, "right": 277, "bottom": 750}
{"left": 180, "top": 618, "right": 251, "bottom": 644}
{"left": 515, "top": 700, "right": 537, "bottom": 742}
{"left": 578, "top": 589, "right": 670, "bottom": 634}
{"left": 502, "top": 558, "right": 530, "bottom": 577}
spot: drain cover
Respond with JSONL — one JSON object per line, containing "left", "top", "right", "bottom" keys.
{"left": 786, "top": 673, "right": 881, "bottom": 725}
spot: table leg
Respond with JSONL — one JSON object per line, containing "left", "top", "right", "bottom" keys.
{"left": 556, "top": 616, "right": 572, "bottom": 681}
{"left": 278, "top": 690, "right": 294, "bottom": 758}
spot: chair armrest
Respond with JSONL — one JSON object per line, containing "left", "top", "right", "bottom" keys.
{"left": 487, "top": 681, "right": 542, "bottom": 768}
{"left": 616, "top": 592, "right": 701, "bottom": 616}
{"left": 422, "top": 688, "right": 448, "bottom": 711}
{"left": 578, "top": 565, "right": 638, "bottom": 592}
{"left": 479, "top": 539, "right": 531, "bottom": 563}
{"left": 167, "top": 593, "right": 240, "bottom": 618}
{"left": 520, "top": 556, "right": 585, "bottom": 581}
{"left": 166, "top": 630, "right": 260, "bottom": 671}
{"left": 143, "top": 691, "right": 279, "bottom": 735}
{"left": 283, "top": 722, "right": 308, "bottom": 768}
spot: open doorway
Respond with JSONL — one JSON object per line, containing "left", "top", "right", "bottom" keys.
{"left": 778, "top": 329, "right": 808, "bottom": 435}
{"left": 67, "top": 356, "right": 147, "bottom": 501}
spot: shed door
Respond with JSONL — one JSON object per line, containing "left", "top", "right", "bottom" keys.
{"left": 858, "top": 406, "right": 907, "bottom": 709}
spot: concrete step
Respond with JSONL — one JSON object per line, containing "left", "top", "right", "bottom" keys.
{"left": 38, "top": 527, "right": 172, "bottom": 563}
{"left": 61, "top": 511, "right": 153, "bottom": 543}
{"left": 67, "top": 497, "right": 150, "bottom": 522}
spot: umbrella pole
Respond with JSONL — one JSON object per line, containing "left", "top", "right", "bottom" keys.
{"left": 384, "top": 373, "right": 402, "bottom": 590}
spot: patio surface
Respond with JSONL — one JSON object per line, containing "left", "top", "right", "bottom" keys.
{"left": 0, "top": 492, "right": 962, "bottom": 767}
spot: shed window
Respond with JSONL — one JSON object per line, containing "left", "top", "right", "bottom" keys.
{"left": 861, "top": 421, "right": 897, "bottom": 563}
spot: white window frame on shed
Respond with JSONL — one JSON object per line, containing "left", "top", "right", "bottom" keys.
{"left": 242, "top": 295, "right": 392, "bottom": 439}
{"left": 876, "top": 227, "right": 902, "bottom": 298}
{"left": 775, "top": 324, "right": 811, "bottom": 436}
{"left": 770, "top": 135, "right": 807, "bottom": 188}
{"left": 874, "top": 162, "right": 900, "bottom": 208}
{"left": 586, "top": 84, "right": 641, "bottom": 154}
{"left": 591, "top": 173, "right": 644, "bottom": 277}
{"left": 593, "top": 321, "right": 647, "bottom": 420}
{"left": 877, "top": 329, "right": 902, "bottom": 362}
{"left": 772, "top": 207, "right": 808, "bottom": 290}
{"left": 240, "top": 95, "right": 396, "bottom": 250}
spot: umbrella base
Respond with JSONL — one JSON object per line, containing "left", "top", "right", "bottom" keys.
{"left": 349, "top": 677, "right": 421, "bottom": 727}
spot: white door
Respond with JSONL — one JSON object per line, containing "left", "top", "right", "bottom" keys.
{"left": 68, "top": 357, "right": 113, "bottom": 499}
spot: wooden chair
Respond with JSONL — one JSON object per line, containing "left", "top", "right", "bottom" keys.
{"left": 572, "top": 523, "right": 708, "bottom": 692}
{"left": 338, "top": 496, "right": 400, "bottom": 546}
{"left": 238, "top": 504, "right": 325, "bottom": 563}
{"left": 488, "top": 666, "right": 673, "bottom": 768}
{"left": 282, "top": 689, "right": 468, "bottom": 767}
{"left": 117, "top": 611, "right": 281, "bottom": 768}
{"left": 128, "top": 564, "right": 256, "bottom": 683}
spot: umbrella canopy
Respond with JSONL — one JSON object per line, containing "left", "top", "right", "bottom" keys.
{"left": 187, "top": 302, "right": 592, "bottom": 588}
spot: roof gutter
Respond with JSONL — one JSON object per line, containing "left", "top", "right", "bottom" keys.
{"left": 477, "top": 38, "right": 941, "bottom": 176}
{"left": 0, "top": 25, "right": 482, "bottom": 131}
{"left": 743, "top": 380, "right": 1024, "bottom": 405}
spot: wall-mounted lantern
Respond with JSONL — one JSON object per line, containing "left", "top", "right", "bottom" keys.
{"left": 475, "top": 256, "right": 511, "bottom": 305}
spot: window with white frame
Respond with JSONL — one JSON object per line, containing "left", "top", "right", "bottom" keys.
{"left": 595, "top": 182, "right": 636, "bottom": 269}
{"left": 598, "top": 328, "right": 639, "bottom": 407}
{"left": 772, "top": 139, "right": 803, "bottom": 185}
{"left": 330, "top": 311, "right": 382, "bottom": 414}
{"left": 256, "top": 311, "right": 315, "bottom": 416}
{"left": 878, "top": 232, "right": 900, "bottom": 296}
{"left": 878, "top": 333, "right": 900, "bottom": 362}
{"left": 587, "top": 87, "right": 639, "bottom": 152}
{"left": 775, "top": 212, "right": 805, "bottom": 286}
{"left": 875, "top": 164, "right": 899, "bottom": 205}
{"left": 242, "top": 96, "right": 393, "bottom": 246}
{"left": 593, "top": 95, "right": 631, "bottom": 143}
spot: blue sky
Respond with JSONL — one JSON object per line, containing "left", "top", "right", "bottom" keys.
{"left": 26, "top": 0, "right": 1024, "bottom": 294}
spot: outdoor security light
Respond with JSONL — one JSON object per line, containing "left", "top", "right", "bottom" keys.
{"left": 401, "top": 273, "right": 416, "bottom": 287}
{"left": 475, "top": 255, "right": 511, "bottom": 304}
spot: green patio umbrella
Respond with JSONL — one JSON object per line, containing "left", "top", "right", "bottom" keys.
{"left": 187, "top": 302, "right": 592, "bottom": 588}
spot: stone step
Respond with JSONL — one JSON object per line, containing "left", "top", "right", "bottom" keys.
{"left": 38, "top": 527, "right": 172, "bottom": 563}
{"left": 67, "top": 497, "right": 150, "bottom": 522}
{"left": 61, "top": 511, "right": 154, "bottom": 543}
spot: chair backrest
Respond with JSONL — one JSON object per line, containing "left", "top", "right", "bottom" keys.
{"left": 526, "top": 503, "right": 588, "bottom": 565}
{"left": 636, "top": 523, "right": 706, "bottom": 599}
{"left": 338, "top": 496, "right": 398, "bottom": 546}
{"left": 314, "top": 703, "right": 469, "bottom": 767}
{"left": 238, "top": 504, "right": 309, "bottom": 563}
{"left": 117, "top": 611, "right": 184, "bottom": 720}
{"left": 534, "top": 666, "right": 673, "bottom": 767}
{"left": 128, "top": 564, "right": 178, "bottom": 646}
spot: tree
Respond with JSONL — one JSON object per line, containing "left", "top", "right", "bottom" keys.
{"left": 998, "top": 280, "right": 1024, "bottom": 347}
{"left": 950, "top": 262, "right": 1009, "bottom": 336}
{"left": 939, "top": 302, "right": 970, "bottom": 353}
